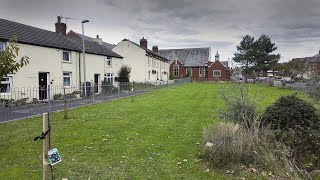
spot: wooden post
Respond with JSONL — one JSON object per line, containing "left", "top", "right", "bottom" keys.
{"left": 63, "top": 86, "right": 67, "bottom": 119}
{"left": 43, "top": 113, "right": 49, "bottom": 180}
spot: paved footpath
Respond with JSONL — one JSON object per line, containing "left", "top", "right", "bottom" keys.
{"left": 0, "top": 91, "right": 145, "bottom": 123}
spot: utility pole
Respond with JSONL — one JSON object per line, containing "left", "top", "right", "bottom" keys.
{"left": 43, "top": 113, "right": 49, "bottom": 180}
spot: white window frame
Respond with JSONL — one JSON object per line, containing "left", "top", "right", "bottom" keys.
{"left": 186, "top": 68, "right": 192, "bottom": 76}
{"left": 106, "top": 57, "right": 112, "bottom": 67}
{"left": 0, "top": 41, "right": 5, "bottom": 52}
{"left": 199, "top": 67, "right": 205, "bottom": 77}
{"left": 174, "top": 65, "right": 179, "bottom": 77}
{"left": 148, "top": 70, "right": 151, "bottom": 80}
{"left": 63, "top": 72, "right": 72, "bottom": 87}
{"left": 0, "top": 76, "right": 12, "bottom": 94}
{"left": 148, "top": 57, "right": 151, "bottom": 67}
{"left": 104, "top": 73, "right": 114, "bottom": 85}
{"left": 62, "top": 51, "right": 70, "bottom": 62}
{"left": 213, "top": 70, "right": 221, "bottom": 77}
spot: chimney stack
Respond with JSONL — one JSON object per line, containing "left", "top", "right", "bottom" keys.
{"left": 93, "top": 35, "right": 103, "bottom": 45}
{"left": 55, "top": 16, "right": 67, "bottom": 36}
{"left": 152, "top": 46, "right": 158, "bottom": 53}
{"left": 140, "top": 37, "right": 147, "bottom": 49}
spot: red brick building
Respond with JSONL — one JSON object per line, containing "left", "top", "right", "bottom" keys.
{"left": 160, "top": 48, "right": 230, "bottom": 81}
{"left": 306, "top": 51, "right": 320, "bottom": 76}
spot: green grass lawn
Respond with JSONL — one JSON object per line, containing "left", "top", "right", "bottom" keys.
{"left": 0, "top": 83, "right": 296, "bottom": 179}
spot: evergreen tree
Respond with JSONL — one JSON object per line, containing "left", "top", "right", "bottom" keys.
{"left": 252, "top": 35, "right": 280, "bottom": 76}
{"left": 233, "top": 35, "right": 280, "bottom": 82}
{"left": 117, "top": 65, "right": 131, "bottom": 82}
{"left": 233, "top": 35, "right": 255, "bottom": 83}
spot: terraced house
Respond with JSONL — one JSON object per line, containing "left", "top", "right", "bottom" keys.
{"left": 112, "top": 37, "right": 170, "bottom": 84}
{"left": 159, "top": 48, "right": 230, "bottom": 81}
{"left": 0, "top": 17, "right": 122, "bottom": 100}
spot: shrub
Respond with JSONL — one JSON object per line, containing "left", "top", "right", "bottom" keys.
{"left": 203, "top": 122, "right": 257, "bottom": 167}
{"left": 262, "top": 95, "right": 320, "bottom": 169}
{"left": 117, "top": 65, "right": 131, "bottom": 82}
{"left": 101, "top": 80, "right": 117, "bottom": 95}
{"left": 53, "top": 93, "right": 63, "bottom": 100}
{"left": 218, "top": 83, "right": 262, "bottom": 130}
{"left": 203, "top": 122, "right": 304, "bottom": 178}
{"left": 304, "top": 78, "right": 320, "bottom": 103}
{"left": 169, "top": 72, "right": 174, "bottom": 80}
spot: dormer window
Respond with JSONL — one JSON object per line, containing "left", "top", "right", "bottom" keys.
{"left": 62, "top": 51, "right": 70, "bottom": 62}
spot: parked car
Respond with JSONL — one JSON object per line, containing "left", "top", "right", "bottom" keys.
{"left": 282, "top": 77, "right": 294, "bottom": 83}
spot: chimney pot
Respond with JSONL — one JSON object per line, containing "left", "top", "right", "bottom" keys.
{"left": 152, "top": 46, "right": 158, "bottom": 53}
{"left": 140, "top": 37, "right": 148, "bottom": 49}
{"left": 55, "top": 16, "right": 66, "bottom": 36}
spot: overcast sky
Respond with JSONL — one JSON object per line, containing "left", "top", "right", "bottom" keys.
{"left": 1, "top": 0, "right": 320, "bottom": 63}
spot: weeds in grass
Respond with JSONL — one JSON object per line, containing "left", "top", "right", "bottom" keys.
{"left": 202, "top": 122, "right": 257, "bottom": 167}
{"left": 204, "top": 83, "right": 308, "bottom": 179}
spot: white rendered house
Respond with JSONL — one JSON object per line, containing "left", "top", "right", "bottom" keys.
{"left": 112, "top": 38, "right": 170, "bottom": 84}
{"left": 0, "top": 17, "right": 122, "bottom": 101}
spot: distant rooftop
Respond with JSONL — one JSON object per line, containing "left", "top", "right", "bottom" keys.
{"left": 159, "top": 47, "right": 210, "bottom": 67}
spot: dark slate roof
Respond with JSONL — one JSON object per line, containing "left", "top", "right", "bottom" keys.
{"left": 220, "top": 61, "right": 229, "bottom": 67}
{"left": 69, "top": 38, "right": 123, "bottom": 58}
{"left": 75, "top": 32, "right": 115, "bottom": 50}
{"left": 0, "top": 18, "right": 80, "bottom": 52}
{"left": 159, "top": 47, "right": 210, "bottom": 67}
{"left": 0, "top": 19, "right": 122, "bottom": 58}
{"left": 306, "top": 53, "right": 320, "bottom": 63}
{"left": 121, "top": 39, "right": 169, "bottom": 62}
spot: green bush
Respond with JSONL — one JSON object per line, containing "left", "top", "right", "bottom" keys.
{"left": 169, "top": 72, "right": 174, "bottom": 80}
{"left": 53, "top": 93, "right": 63, "bottom": 100}
{"left": 203, "top": 122, "right": 304, "bottom": 178}
{"left": 262, "top": 95, "right": 320, "bottom": 169}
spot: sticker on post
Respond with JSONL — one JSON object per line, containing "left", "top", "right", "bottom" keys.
{"left": 48, "top": 148, "right": 62, "bottom": 166}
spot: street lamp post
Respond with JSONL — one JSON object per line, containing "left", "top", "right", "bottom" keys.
{"left": 82, "top": 20, "right": 89, "bottom": 97}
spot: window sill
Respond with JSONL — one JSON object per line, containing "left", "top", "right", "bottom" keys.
{"left": 62, "top": 61, "right": 72, "bottom": 64}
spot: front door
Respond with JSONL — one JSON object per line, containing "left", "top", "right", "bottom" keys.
{"left": 39, "top": 73, "right": 48, "bottom": 100}
{"left": 94, "top": 74, "right": 99, "bottom": 94}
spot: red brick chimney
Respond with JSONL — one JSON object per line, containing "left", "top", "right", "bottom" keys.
{"left": 140, "top": 37, "right": 147, "bottom": 49}
{"left": 152, "top": 46, "right": 158, "bottom": 53}
{"left": 55, "top": 16, "right": 67, "bottom": 36}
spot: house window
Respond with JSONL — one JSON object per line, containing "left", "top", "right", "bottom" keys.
{"left": 0, "top": 76, "right": 12, "bottom": 93}
{"left": 63, "top": 72, "right": 71, "bottom": 86}
{"left": 148, "top": 57, "right": 151, "bottom": 67}
{"left": 106, "top": 57, "right": 112, "bottom": 67}
{"left": 213, "top": 70, "right": 221, "bottom": 77}
{"left": 199, "top": 67, "right": 205, "bottom": 77}
{"left": 104, "top": 73, "right": 114, "bottom": 85}
{"left": 186, "top": 68, "right": 192, "bottom": 77}
{"left": 174, "top": 65, "right": 179, "bottom": 77}
{"left": 148, "top": 70, "right": 151, "bottom": 80}
{"left": 0, "top": 42, "right": 5, "bottom": 52}
{"left": 62, "top": 51, "right": 70, "bottom": 62}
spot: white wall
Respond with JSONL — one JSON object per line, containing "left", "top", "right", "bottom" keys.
{"left": 1, "top": 42, "right": 121, "bottom": 100}
{"left": 11, "top": 44, "right": 77, "bottom": 88}
{"left": 112, "top": 41, "right": 147, "bottom": 83}
{"left": 112, "top": 41, "right": 170, "bottom": 84}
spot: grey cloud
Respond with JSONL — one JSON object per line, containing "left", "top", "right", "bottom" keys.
{"left": 2, "top": 0, "right": 320, "bottom": 61}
